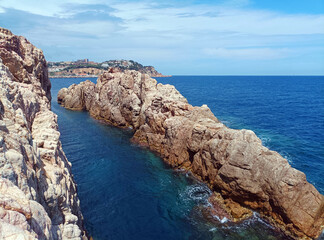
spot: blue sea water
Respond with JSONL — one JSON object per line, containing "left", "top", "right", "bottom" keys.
{"left": 51, "top": 76, "right": 324, "bottom": 240}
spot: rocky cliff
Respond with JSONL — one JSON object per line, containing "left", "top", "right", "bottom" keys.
{"left": 57, "top": 70, "right": 324, "bottom": 239}
{"left": 0, "top": 27, "right": 87, "bottom": 239}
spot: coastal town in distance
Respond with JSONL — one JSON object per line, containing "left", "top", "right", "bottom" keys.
{"left": 48, "top": 59, "right": 171, "bottom": 78}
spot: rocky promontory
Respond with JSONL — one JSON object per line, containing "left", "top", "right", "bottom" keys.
{"left": 49, "top": 59, "right": 170, "bottom": 78}
{"left": 0, "top": 27, "right": 87, "bottom": 239}
{"left": 58, "top": 68, "right": 324, "bottom": 239}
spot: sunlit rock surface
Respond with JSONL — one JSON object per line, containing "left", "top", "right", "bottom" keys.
{"left": 58, "top": 68, "right": 324, "bottom": 239}
{"left": 0, "top": 27, "right": 87, "bottom": 239}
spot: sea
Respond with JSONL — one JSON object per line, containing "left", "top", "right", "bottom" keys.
{"left": 51, "top": 76, "right": 324, "bottom": 240}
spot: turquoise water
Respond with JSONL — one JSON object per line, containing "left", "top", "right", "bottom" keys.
{"left": 51, "top": 76, "right": 323, "bottom": 240}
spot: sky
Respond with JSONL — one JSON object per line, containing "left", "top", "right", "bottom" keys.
{"left": 0, "top": 0, "right": 323, "bottom": 75}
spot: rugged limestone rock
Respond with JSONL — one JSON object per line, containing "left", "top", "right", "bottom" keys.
{"left": 58, "top": 68, "right": 324, "bottom": 239}
{"left": 0, "top": 27, "right": 87, "bottom": 239}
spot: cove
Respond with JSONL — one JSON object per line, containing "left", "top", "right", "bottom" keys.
{"left": 51, "top": 77, "right": 320, "bottom": 240}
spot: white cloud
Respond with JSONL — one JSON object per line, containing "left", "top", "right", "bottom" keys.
{"left": 60, "top": 21, "right": 119, "bottom": 37}
{"left": 110, "top": 2, "right": 324, "bottom": 36}
{"left": 203, "top": 47, "right": 292, "bottom": 60}
{"left": 1, "top": 0, "right": 323, "bottom": 74}
{"left": 0, "top": 0, "right": 107, "bottom": 17}
{"left": 1, "top": 0, "right": 324, "bottom": 36}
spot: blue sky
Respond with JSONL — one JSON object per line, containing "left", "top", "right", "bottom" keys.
{"left": 0, "top": 0, "right": 323, "bottom": 75}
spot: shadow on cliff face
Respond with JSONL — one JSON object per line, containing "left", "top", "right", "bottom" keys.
{"left": 0, "top": 100, "right": 8, "bottom": 133}
{"left": 0, "top": 99, "right": 4, "bottom": 119}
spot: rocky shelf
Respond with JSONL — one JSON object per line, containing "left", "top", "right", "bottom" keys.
{"left": 58, "top": 68, "right": 324, "bottom": 240}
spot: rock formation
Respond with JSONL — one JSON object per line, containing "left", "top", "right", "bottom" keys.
{"left": 138, "top": 66, "right": 171, "bottom": 77}
{"left": 0, "top": 27, "right": 87, "bottom": 239}
{"left": 58, "top": 68, "right": 324, "bottom": 239}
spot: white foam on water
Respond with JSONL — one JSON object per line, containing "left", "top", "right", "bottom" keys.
{"left": 186, "top": 184, "right": 212, "bottom": 203}
{"left": 179, "top": 183, "right": 212, "bottom": 207}
{"left": 216, "top": 211, "right": 276, "bottom": 233}
{"left": 220, "top": 217, "right": 228, "bottom": 223}
{"left": 212, "top": 214, "right": 229, "bottom": 224}
{"left": 260, "top": 136, "right": 294, "bottom": 164}
{"left": 261, "top": 136, "right": 271, "bottom": 147}
{"left": 279, "top": 151, "right": 293, "bottom": 164}
{"left": 243, "top": 212, "right": 275, "bottom": 230}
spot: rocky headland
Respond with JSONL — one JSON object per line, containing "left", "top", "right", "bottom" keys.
{"left": 49, "top": 59, "right": 171, "bottom": 78}
{"left": 58, "top": 68, "right": 324, "bottom": 239}
{"left": 0, "top": 27, "right": 87, "bottom": 239}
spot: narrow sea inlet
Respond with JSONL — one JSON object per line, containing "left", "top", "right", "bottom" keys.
{"left": 51, "top": 76, "right": 324, "bottom": 240}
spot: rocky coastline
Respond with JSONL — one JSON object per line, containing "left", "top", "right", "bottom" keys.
{"left": 49, "top": 59, "right": 171, "bottom": 78}
{"left": 0, "top": 27, "right": 87, "bottom": 239}
{"left": 58, "top": 68, "right": 324, "bottom": 239}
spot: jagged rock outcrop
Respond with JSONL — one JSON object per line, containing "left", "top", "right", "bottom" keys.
{"left": 0, "top": 27, "right": 87, "bottom": 239}
{"left": 58, "top": 70, "right": 324, "bottom": 239}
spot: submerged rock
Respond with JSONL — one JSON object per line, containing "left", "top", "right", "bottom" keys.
{"left": 58, "top": 68, "right": 324, "bottom": 239}
{"left": 0, "top": 27, "right": 87, "bottom": 239}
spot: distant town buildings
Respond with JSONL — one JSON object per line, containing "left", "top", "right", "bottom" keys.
{"left": 48, "top": 59, "right": 170, "bottom": 78}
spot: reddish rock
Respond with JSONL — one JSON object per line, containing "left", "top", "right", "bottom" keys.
{"left": 58, "top": 69, "right": 324, "bottom": 239}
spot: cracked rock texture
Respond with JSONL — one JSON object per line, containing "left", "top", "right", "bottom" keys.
{"left": 58, "top": 68, "right": 324, "bottom": 239}
{"left": 0, "top": 27, "right": 87, "bottom": 239}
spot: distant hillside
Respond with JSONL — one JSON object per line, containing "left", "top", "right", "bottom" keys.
{"left": 48, "top": 59, "right": 170, "bottom": 78}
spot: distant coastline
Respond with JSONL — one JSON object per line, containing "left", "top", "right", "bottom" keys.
{"left": 48, "top": 59, "right": 171, "bottom": 78}
{"left": 50, "top": 74, "right": 172, "bottom": 78}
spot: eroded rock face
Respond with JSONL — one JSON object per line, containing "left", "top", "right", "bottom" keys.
{"left": 0, "top": 27, "right": 87, "bottom": 239}
{"left": 58, "top": 70, "right": 324, "bottom": 239}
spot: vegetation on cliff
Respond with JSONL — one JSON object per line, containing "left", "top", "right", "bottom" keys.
{"left": 48, "top": 59, "right": 170, "bottom": 78}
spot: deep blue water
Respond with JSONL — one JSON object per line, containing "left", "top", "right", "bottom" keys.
{"left": 156, "top": 76, "right": 324, "bottom": 194}
{"left": 51, "top": 76, "right": 324, "bottom": 240}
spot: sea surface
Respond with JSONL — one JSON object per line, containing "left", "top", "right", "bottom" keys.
{"left": 51, "top": 76, "right": 324, "bottom": 240}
